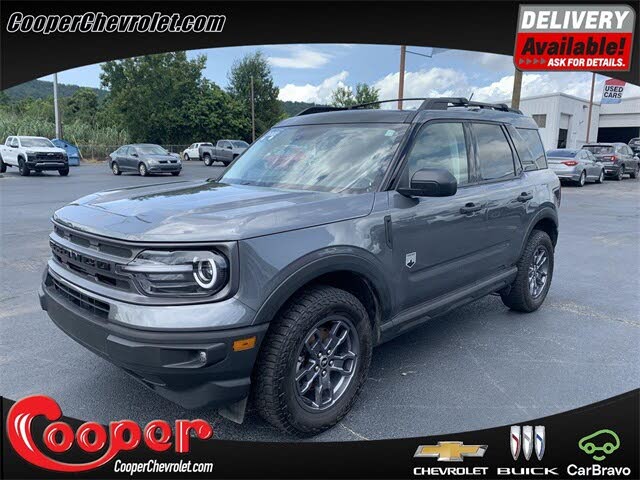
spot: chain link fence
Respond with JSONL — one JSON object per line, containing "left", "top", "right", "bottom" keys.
{"left": 76, "top": 145, "right": 190, "bottom": 162}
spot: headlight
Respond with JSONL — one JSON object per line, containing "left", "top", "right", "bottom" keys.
{"left": 118, "top": 250, "right": 229, "bottom": 297}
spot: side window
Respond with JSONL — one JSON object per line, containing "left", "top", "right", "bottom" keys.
{"left": 510, "top": 127, "right": 547, "bottom": 170}
{"left": 401, "top": 122, "right": 469, "bottom": 187}
{"left": 5, "top": 137, "right": 12, "bottom": 146}
{"left": 474, "top": 123, "right": 516, "bottom": 180}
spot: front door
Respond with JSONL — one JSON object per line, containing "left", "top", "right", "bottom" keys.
{"left": 389, "top": 121, "right": 490, "bottom": 313}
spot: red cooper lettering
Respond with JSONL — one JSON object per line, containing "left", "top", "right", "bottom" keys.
{"left": 7, "top": 395, "right": 213, "bottom": 472}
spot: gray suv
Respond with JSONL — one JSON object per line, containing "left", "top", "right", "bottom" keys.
{"left": 40, "top": 98, "right": 560, "bottom": 435}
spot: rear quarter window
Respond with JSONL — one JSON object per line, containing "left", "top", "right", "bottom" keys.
{"left": 509, "top": 126, "right": 547, "bottom": 170}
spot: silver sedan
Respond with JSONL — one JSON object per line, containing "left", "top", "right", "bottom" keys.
{"left": 547, "top": 148, "right": 604, "bottom": 187}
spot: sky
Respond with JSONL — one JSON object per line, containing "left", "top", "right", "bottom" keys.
{"left": 42, "top": 43, "right": 640, "bottom": 107}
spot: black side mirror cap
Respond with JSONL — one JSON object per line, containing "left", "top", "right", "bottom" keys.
{"left": 397, "top": 168, "right": 458, "bottom": 197}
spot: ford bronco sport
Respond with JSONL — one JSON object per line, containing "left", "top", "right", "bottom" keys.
{"left": 40, "top": 97, "right": 560, "bottom": 435}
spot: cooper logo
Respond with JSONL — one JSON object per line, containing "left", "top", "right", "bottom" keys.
{"left": 7, "top": 395, "right": 214, "bottom": 472}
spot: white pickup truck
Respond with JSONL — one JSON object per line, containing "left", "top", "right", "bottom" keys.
{"left": 0, "top": 136, "right": 69, "bottom": 176}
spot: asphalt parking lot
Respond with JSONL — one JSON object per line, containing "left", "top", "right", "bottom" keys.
{"left": 1, "top": 161, "right": 638, "bottom": 442}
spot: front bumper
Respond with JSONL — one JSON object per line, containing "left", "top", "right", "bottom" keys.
{"left": 148, "top": 163, "right": 181, "bottom": 172}
{"left": 40, "top": 267, "right": 267, "bottom": 409}
{"left": 27, "top": 160, "right": 68, "bottom": 170}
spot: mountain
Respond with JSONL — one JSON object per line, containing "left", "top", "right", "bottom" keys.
{"left": 278, "top": 100, "right": 324, "bottom": 117}
{"left": 3, "top": 79, "right": 107, "bottom": 101}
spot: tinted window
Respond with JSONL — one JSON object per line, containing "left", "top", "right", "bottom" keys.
{"left": 546, "top": 149, "right": 576, "bottom": 158}
{"left": 402, "top": 122, "right": 469, "bottom": 186}
{"left": 474, "top": 123, "right": 515, "bottom": 180}
{"left": 583, "top": 145, "right": 614, "bottom": 155}
{"left": 514, "top": 128, "right": 547, "bottom": 169}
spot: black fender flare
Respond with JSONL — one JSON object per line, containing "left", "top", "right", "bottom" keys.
{"left": 518, "top": 206, "right": 559, "bottom": 257}
{"left": 252, "top": 248, "right": 393, "bottom": 332}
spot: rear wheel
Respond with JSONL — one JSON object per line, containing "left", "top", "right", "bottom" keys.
{"left": 138, "top": 163, "right": 149, "bottom": 176}
{"left": 203, "top": 154, "right": 212, "bottom": 166}
{"left": 112, "top": 162, "right": 121, "bottom": 175}
{"left": 254, "top": 285, "right": 372, "bottom": 436}
{"left": 576, "top": 170, "right": 586, "bottom": 187}
{"left": 615, "top": 166, "right": 624, "bottom": 181}
{"left": 18, "top": 158, "right": 30, "bottom": 176}
{"left": 596, "top": 169, "right": 604, "bottom": 184}
{"left": 58, "top": 168, "right": 69, "bottom": 176}
{"left": 501, "top": 230, "right": 554, "bottom": 313}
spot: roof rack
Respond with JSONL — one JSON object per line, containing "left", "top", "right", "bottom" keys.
{"left": 295, "top": 97, "right": 522, "bottom": 116}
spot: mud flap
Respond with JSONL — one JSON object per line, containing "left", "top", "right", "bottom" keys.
{"left": 218, "top": 397, "right": 248, "bottom": 424}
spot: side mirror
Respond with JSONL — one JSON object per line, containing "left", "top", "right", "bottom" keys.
{"left": 132, "top": 152, "right": 138, "bottom": 157}
{"left": 227, "top": 145, "right": 233, "bottom": 150}
{"left": 398, "top": 168, "right": 458, "bottom": 197}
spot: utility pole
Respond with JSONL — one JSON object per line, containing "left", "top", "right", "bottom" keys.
{"left": 398, "top": 45, "right": 406, "bottom": 110}
{"left": 511, "top": 67, "right": 523, "bottom": 110}
{"left": 250, "top": 76, "right": 256, "bottom": 143}
{"left": 586, "top": 72, "right": 596, "bottom": 143}
{"left": 53, "top": 73, "right": 63, "bottom": 139}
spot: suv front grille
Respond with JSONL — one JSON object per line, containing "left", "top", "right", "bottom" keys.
{"left": 51, "top": 277, "right": 110, "bottom": 319}
{"left": 35, "top": 152, "right": 65, "bottom": 161}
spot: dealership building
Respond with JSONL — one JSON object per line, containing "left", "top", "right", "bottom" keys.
{"left": 507, "top": 93, "right": 640, "bottom": 150}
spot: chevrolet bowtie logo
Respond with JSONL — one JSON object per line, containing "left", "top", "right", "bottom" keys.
{"left": 414, "top": 442, "right": 488, "bottom": 462}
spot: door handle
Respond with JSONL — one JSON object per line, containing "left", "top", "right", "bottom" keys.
{"left": 460, "top": 203, "right": 482, "bottom": 214}
{"left": 517, "top": 192, "right": 533, "bottom": 202}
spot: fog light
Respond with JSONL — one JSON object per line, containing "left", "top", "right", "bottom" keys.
{"left": 199, "top": 351, "right": 207, "bottom": 363}
{"left": 232, "top": 337, "right": 256, "bottom": 352}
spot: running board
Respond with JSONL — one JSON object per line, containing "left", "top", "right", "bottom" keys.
{"left": 380, "top": 267, "right": 517, "bottom": 343}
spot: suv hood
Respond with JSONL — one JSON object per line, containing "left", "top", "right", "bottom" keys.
{"left": 25, "top": 147, "right": 66, "bottom": 154}
{"left": 53, "top": 180, "right": 375, "bottom": 242}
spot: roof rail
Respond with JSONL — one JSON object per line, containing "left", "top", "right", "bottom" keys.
{"left": 295, "top": 97, "right": 523, "bottom": 116}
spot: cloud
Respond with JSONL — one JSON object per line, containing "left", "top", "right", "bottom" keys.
{"left": 267, "top": 45, "right": 333, "bottom": 69}
{"left": 445, "top": 50, "right": 514, "bottom": 73}
{"left": 278, "top": 71, "right": 350, "bottom": 103}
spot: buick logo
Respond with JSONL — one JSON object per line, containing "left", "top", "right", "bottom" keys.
{"left": 511, "top": 425, "right": 545, "bottom": 461}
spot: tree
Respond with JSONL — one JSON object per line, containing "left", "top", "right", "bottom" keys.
{"left": 330, "top": 83, "right": 381, "bottom": 108}
{"left": 100, "top": 52, "right": 207, "bottom": 144}
{"left": 64, "top": 88, "right": 98, "bottom": 124}
{"left": 330, "top": 86, "right": 355, "bottom": 107}
{"left": 227, "top": 52, "right": 283, "bottom": 137}
{"left": 354, "top": 83, "right": 380, "bottom": 107}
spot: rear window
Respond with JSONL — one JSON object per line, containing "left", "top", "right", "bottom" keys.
{"left": 546, "top": 149, "right": 577, "bottom": 158}
{"left": 583, "top": 145, "right": 614, "bottom": 155}
{"left": 509, "top": 127, "right": 547, "bottom": 170}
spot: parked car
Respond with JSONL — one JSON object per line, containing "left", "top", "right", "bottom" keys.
{"left": 200, "top": 140, "right": 249, "bottom": 166}
{"left": 582, "top": 142, "right": 639, "bottom": 181}
{"left": 108, "top": 144, "right": 182, "bottom": 176}
{"left": 40, "top": 97, "right": 560, "bottom": 436}
{"left": 546, "top": 148, "right": 604, "bottom": 186}
{"left": 628, "top": 137, "right": 640, "bottom": 155}
{"left": 0, "top": 136, "right": 69, "bottom": 176}
{"left": 183, "top": 142, "right": 213, "bottom": 161}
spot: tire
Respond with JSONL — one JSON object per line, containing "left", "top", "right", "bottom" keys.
{"left": 630, "top": 164, "right": 639, "bottom": 179}
{"left": 171, "top": 171, "right": 180, "bottom": 176}
{"left": 58, "top": 168, "right": 69, "bottom": 176}
{"left": 615, "top": 166, "right": 624, "bottom": 181}
{"left": 253, "top": 285, "right": 373, "bottom": 436}
{"left": 183, "top": 153, "right": 190, "bottom": 162}
{"left": 18, "top": 158, "right": 30, "bottom": 177}
{"left": 203, "top": 154, "right": 212, "bottom": 166}
{"left": 0, "top": 156, "right": 6, "bottom": 173}
{"left": 138, "top": 163, "right": 149, "bottom": 176}
{"left": 112, "top": 162, "right": 121, "bottom": 175}
{"left": 501, "top": 230, "right": 554, "bottom": 313}
{"left": 596, "top": 169, "right": 604, "bottom": 184}
{"left": 576, "top": 170, "right": 586, "bottom": 187}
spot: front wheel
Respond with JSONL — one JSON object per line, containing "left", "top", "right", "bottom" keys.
{"left": 171, "top": 171, "right": 180, "bottom": 176}
{"left": 183, "top": 153, "right": 190, "bottom": 162}
{"left": 630, "top": 164, "right": 639, "bottom": 179}
{"left": 112, "top": 162, "right": 121, "bottom": 175}
{"left": 18, "top": 159, "right": 30, "bottom": 176}
{"left": 253, "top": 285, "right": 372, "bottom": 436}
{"left": 501, "top": 230, "right": 554, "bottom": 312}
{"left": 58, "top": 168, "right": 69, "bottom": 176}
{"left": 203, "top": 154, "right": 212, "bottom": 166}
{"left": 0, "top": 156, "right": 6, "bottom": 173}
{"left": 138, "top": 163, "right": 149, "bottom": 176}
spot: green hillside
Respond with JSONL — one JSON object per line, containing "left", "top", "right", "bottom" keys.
{"left": 3, "top": 79, "right": 107, "bottom": 101}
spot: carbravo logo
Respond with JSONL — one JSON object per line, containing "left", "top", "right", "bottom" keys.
{"left": 6, "top": 395, "right": 214, "bottom": 472}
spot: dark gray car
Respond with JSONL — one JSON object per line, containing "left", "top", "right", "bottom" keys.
{"left": 109, "top": 143, "right": 182, "bottom": 176}
{"left": 40, "top": 98, "right": 560, "bottom": 436}
{"left": 582, "top": 142, "right": 639, "bottom": 181}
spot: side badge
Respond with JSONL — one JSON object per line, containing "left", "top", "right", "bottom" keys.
{"left": 405, "top": 252, "right": 416, "bottom": 268}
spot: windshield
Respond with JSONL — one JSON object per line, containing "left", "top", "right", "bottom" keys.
{"left": 137, "top": 145, "right": 168, "bottom": 155}
{"left": 221, "top": 124, "right": 408, "bottom": 193}
{"left": 547, "top": 149, "right": 577, "bottom": 158}
{"left": 21, "top": 138, "right": 54, "bottom": 148}
{"left": 232, "top": 141, "right": 249, "bottom": 148}
{"left": 583, "top": 145, "right": 614, "bottom": 155}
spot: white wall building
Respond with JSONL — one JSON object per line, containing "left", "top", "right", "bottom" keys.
{"left": 506, "top": 93, "right": 640, "bottom": 150}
